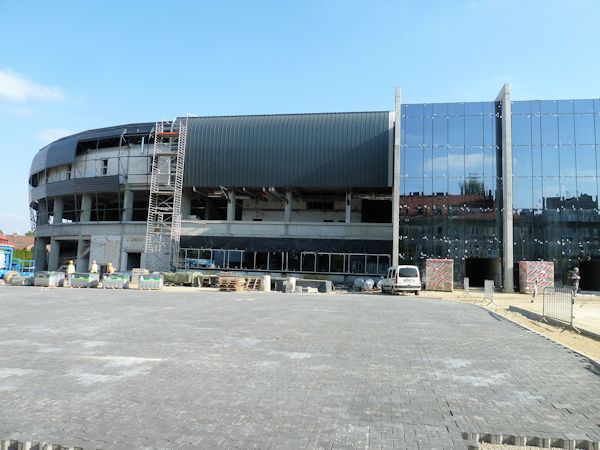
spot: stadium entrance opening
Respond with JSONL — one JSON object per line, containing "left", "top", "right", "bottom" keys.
{"left": 465, "top": 257, "right": 501, "bottom": 288}
{"left": 578, "top": 260, "right": 600, "bottom": 291}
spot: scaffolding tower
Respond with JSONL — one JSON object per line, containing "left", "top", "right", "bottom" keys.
{"left": 142, "top": 119, "right": 187, "bottom": 271}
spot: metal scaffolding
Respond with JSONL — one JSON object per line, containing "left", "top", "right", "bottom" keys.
{"left": 142, "top": 119, "right": 187, "bottom": 271}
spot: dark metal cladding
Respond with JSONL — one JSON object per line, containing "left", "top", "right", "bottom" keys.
{"left": 30, "top": 176, "right": 121, "bottom": 201}
{"left": 29, "top": 123, "right": 154, "bottom": 176}
{"left": 183, "top": 112, "right": 391, "bottom": 188}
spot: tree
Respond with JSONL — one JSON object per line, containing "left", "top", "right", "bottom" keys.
{"left": 25, "top": 230, "right": 34, "bottom": 236}
{"left": 459, "top": 178, "right": 485, "bottom": 195}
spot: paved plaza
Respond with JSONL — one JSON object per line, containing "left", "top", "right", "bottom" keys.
{"left": 0, "top": 287, "right": 599, "bottom": 450}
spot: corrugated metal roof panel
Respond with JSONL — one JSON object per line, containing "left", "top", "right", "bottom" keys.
{"left": 183, "top": 111, "right": 391, "bottom": 188}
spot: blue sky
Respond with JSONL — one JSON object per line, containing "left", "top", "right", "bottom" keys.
{"left": 0, "top": 0, "right": 599, "bottom": 233}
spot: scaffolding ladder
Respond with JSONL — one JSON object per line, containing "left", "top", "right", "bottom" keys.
{"left": 142, "top": 119, "right": 187, "bottom": 271}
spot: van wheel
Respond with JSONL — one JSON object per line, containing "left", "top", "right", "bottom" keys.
{"left": 415, "top": 291, "right": 420, "bottom": 296}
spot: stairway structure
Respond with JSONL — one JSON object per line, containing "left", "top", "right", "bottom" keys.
{"left": 142, "top": 119, "right": 187, "bottom": 272}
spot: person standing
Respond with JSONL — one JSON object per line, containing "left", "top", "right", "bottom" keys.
{"left": 90, "top": 260, "right": 98, "bottom": 274}
{"left": 570, "top": 267, "right": 580, "bottom": 295}
{"left": 106, "top": 262, "right": 115, "bottom": 274}
{"left": 531, "top": 279, "right": 538, "bottom": 303}
{"left": 66, "top": 260, "right": 75, "bottom": 286}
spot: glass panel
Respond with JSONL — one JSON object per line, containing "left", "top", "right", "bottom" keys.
{"left": 531, "top": 146, "right": 542, "bottom": 176}
{"left": 447, "top": 103, "right": 464, "bottom": 116}
{"left": 542, "top": 145, "right": 559, "bottom": 176}
{"left": 513, "top": 177, "right": 533, "bottom": 210}
{"left": 532, "top": 177, "right": 543, "bottom": 209}
{"left": 465, "top": 116, "right": 483, "bottom": 145}
{"left": 330, "top": 254, "right": 344, "bottom": 272}
{"left": 531, "top": 115, "right": 541, "bottom": 146}
{"left": 511, "top": 101, "right": 530, "bottom": 115}
{"left": 423, "top": 146, "right": 433, "bottom": 178}
{"left": 574, "top": 114, "right": 596, "bottom": 144}
{"left": 540, "top": 100, "right": 558, "bottom": 114}
{"left": 574, "top": 99, "right": 594, "bottom": 114}
{"left": 577, "top": 177, "right": 598, "bottom": 202}
{"left": 448, "top": 147, "right": 464, "bottom": 177}
{"left": 405, "top": 104, "right": 423, "bottom": 117}
{"left": 404, "top": 178, "right": 423, "bottom": 195}
{"left": 512, "top": 115, "right": 531, "bottom": 145}
{"left": 405, "top": 147, "right": 424, "bottom": 177}
{"left": 541, "top": 115, "right": 558, "bottom": 144}
{"left": 405, "top": 117, "right": 423, "bottom": 145}
{"left": 561, "top": 176, "right": 577, "bottom": 198}
{"left": 316, "top": 253, "right": 329, "bottom": 272}
{"left": 483, "top": 146, "right": 496, "bottom": 177}
{"left": 513, "top": 145, "right": 532, "bottom": 176}
{"left": 465, "top": 102, "right": 484, "bottom": 116}
{"left": 432, "top": 177, "right": 447, "bottom": 195}
{"left": 432, "top": 103, "right": 448, "bottom": 117}
{"left": 432, "top": 117, "right": 448, "bottom": 146}
{"left": 483, "top": 116, "right": 495, "bottom": 146}
{"left": 432, "top": 147, "right": 447, "bottom": 177}
{"left": 543, "top": 177, "right": 561, "bottom": 205}
{"left": 557, "top": 100, "right": 574, "bottom": 114}
{"left": 448, "top": 117, "right": 464, "bottom": 145}
{"left": 448, "top": 178, "right": 463, "bottom": 195}
{"left": 558, "top": 115, "right": 575, "bottom": 145}
{"left": 559, "top": 145, "right": 576, "bottom": 176}
{"left": 301, "top": 253, "right": 315, "bottom": 272}
{"left": 465, "top": 146, "right": 483, "bottom": 178}
{"left": 423, "top": 117, "right": 433, "bottom": 146}
{"left": 576, "top": 145, "right": 596, "bottom": 177}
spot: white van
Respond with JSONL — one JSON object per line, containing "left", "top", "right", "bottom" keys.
{"left": 380, "top": 265, "right": 421, "bottom": 295}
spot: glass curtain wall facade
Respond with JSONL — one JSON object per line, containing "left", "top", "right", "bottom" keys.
{"left": 512, "top": 99, "right": 600, "bottom": 285}
{"left": 400, "top": 102, "right": 501, "bottom": 284}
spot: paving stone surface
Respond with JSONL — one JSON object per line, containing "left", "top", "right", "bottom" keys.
{"left": 0, "top": 286, "right": 599, "bottom": 450}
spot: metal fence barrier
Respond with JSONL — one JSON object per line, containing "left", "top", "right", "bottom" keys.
{"left": 542, "top": 287, "right": 575, "bottom": 327}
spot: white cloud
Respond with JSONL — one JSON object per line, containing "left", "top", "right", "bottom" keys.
{"left": 0, "top": 69, "right": 65, "bottom": 102}
{"left": 38, "top": 128, "right": 74, "bottom": 144}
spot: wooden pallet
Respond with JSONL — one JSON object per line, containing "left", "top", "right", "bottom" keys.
{"left": 245, "top": 277, "right": 262, "bottom": 291}
{"left": 217, "top": 276, "right": 246, "bottom": 292}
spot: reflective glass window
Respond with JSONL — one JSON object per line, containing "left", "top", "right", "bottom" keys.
{"left": 530, "top": 101, "right": 542, "bottom": 115}
{"left": 432, "top": 147, "right": 447, "bottom": 177}
{"left": 511, "top": 101, "right": 530, "bottom": 115}
{"left": 448, "top": 178, "right": 463, "bottom": 195}
{"left": 484, "top": 146, "right": 496, "bottom": 177}
{"left": 513, "top": 146, "right": 532, "bottom": 176}
{"left": 432, "top": 103, "right": 448, "bottom": 117}
{"left": 405, "top": 146, "right": 423, "bottom": 177}
{"left": 423, "top": 146, "right": 433, "bottom": 178}
{"left": 423, "top": 117, "right": 433, "bottom": 146}
{"left": 423, "top": 104, "right": 433, "bottom": 117}
{"left": 448, "top": 147, "right": 464, "bottom": 177}
{"left": 432, "top": 117, "right": 448, "bottom": 146}
{"left": 531, "top": 116, "right": 541, "bottom": 146}
{"left": 512, "top": 115, "right": 531, "bottom": 145}
{"left": 532, "top": 177, "right": 543, "bottom": 209}
{"left": 483, "top": 116, "right": 495, "bottom": 146}
{"left": 447, "top": 103, "right": 464, "bottom": 116}
{"left": 574, "top": 114, "right": 596, "bottom": 144}
{"left": 559, "top": 145, "right": 576, "bottom": 176}
{"left": 465, "top": 116, "right": 483, "bottom": 145}
{"left": 577, "top": 177, "right": 598, "bottom": 201}
{"left": 576, "top": 145, "right": 596, "bottom": 177}
{"left": 404, "top": 178, "right": 422, "bottom": 195}
{"left": 561, "top": 176, "right": 577, "bottom": 198}
{"left": 465, "top": 146, "right": 483, "bottom": 178}
{"left": 465, "top": 102, "right": 484, "bottom": 116}
{"left": 558, "top": 115, "right": 575, "bottom": 145}
{"left": 405, "top": 104, "right": 423, "bottom": 117}
{"left": 543, "top": 176, "right": 561, "bottom": 200}
{"left": 513, "top": 177, "right": 533, "bottom": 210}
{"left": 574, "top": 99, "right": 594, "bottom": 114}
{"left": 540, "top": 100, "right": 558, "bottom": 114}
{"left": 423, "top": 177, "right": 433, "bottom": 195}
{"left": 557, "top": 100, "right": 574, "bottom": 114}
{"left": 483, "top": 102, "right": 495, "bottom": 115}
{"left": 542, "top": 145, "right": 559, "bottom": 176}
{"left": 432, "top": 177, "right": 447, "bottom": 194}
{"left": 595, "top": 99, "right": 600, "bottom": 113}
{"left": 541, "top": 115, "right": 558, "bottom": 144}
{"left": 531, "top": 146, "right": 543, "bottom": 176}
{"left": 448, "top": 117, "right": 464, "bottom": 146}
{"left": 405, "top": 117, "right": 423, "bottom": 145}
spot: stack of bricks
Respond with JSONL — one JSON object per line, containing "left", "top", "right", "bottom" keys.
{"left": 425, "top": 259, "right": 454, "bottom": 292}
{"left": 518, "top": 260, "right": 554, "bottom": 294}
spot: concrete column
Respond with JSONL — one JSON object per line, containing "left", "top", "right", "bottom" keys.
{"left": 33, "top": 237, "right": 48, "bottom": 272}
{"left": 52, "top": 197, "right": 63, "bottom": 224}
{"left": 284, "top": 191, "right": 293, "bottom": 222}
{"left": 37, "top": 199, "right": 49, "bottom": 226}
{"left": 497, "top": 83, "right": 514, "bottom": 293}
{"left": 181, "top": 190, "right": 192, "bottom": 219}
{"left": 392, "top": 87, "right": 402, "bottom": 265}
{"left": 123, "top": 190, "right": 134, "bottom": 222}
{"left": 226, "top": 191, "right": 236, "bottom": 221}
{"left": 345, "top": 192, "right": 352, "bottom": 223}
{"left": 80, "top": 194, "right": 92, "bottom": 222}
{"left": 76, "top": 238, "right": 90, "bottom": 273}
{"left": 48, "top": 238, "right": 60, "bottom": 271}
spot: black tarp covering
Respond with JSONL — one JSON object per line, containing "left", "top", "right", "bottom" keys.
{"left": 180, "top": 236, "right": 392, "bottom": 254}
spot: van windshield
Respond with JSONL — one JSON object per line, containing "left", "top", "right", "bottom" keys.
{"left": 397, "top": 267, "right": 418, "bottom": 277}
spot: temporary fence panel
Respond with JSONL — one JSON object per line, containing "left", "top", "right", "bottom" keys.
{"left": 542, "top": 287, "right": 574, "bottom": 327}
{"left": 519, "top": 261, "right": 554, "bottom": 293}
{"left": 425, "top": 259, "right": 453, "bottom": 291}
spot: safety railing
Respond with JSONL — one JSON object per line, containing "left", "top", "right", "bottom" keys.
{"left": 542, "top": 287, "right": 575, "bottom": 328}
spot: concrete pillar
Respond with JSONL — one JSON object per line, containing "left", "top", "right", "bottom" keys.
{"left": 123, "top": 190, "right": 134, "bottom": 222}
{"left": 52, "top": 197, "right": 63, "bottom": 224}
{"left": 33, "top": 237, "right": 48, "bottom": 272}
{"left": 345, "top": 192, "right": 352, "bottom": 223}
{"left": 80, "top": 194, "right": 92, "bottom": 222}
{"left": 76, "top": 238, "right": 90, "bottom": 273}
{"left": 37, "top": 199, "right": 49, "bottom": 226}
{"left": 181, "top": 190, "right": 192, "bottom": 219}
{"left": 497, "top": 83, "right": 514, "bottom": 293}
{"left": 392, "top": 87, "right": 402, "bottom": 266}
{"left": 48, "top": 238, "right": 60, "bottom": 271}
{"left": 284, "top": 191, "right": 293, "bottom": 222}
{"left": 226, "top": 191, "right": 236, "bottom": 221}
